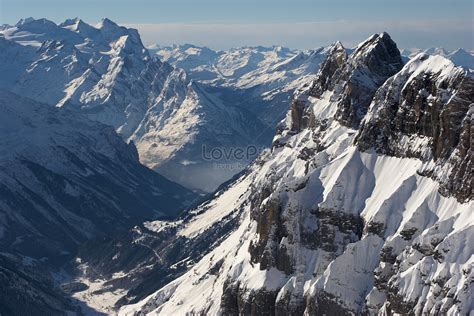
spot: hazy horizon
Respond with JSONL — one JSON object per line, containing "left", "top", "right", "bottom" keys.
{"left": 1, "top": 0, "right": 472, "bottom": 50}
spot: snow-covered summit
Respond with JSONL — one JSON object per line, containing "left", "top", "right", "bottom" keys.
{"left": 401, "top": 46, "right": 474, "bottom": 71}
{"left": 152, "top": 43, "right": 331, "bottom": 129}
{"left": 117, "top": 33, "right": 473, "bottom": 316}
{"left": 0, "top": 18, "right": 275, "bottom": 191}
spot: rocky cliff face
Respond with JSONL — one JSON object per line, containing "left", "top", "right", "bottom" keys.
{"left": 119, "top": 33, "right": 473, "bottom": 316}
{"left": 356, "top": 53, "right": 473, "bottom": 202}
{"left": 307, "top": 32, "right": 404, "bottom": 129}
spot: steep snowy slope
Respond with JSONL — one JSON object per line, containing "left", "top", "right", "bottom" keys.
{"left": 68, "top": 172, "right": 255, "bottom": 313}
{"left": 0, "top": 18, "right": 270, "bottom": 191}
{"left": 120, "top": 33, "right": 473, "bottom": 315}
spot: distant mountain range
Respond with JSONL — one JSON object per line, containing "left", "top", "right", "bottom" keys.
{"left": 1, "top": 18, "right": 311, "bottom": 192}
{"left": 0, "top": 17, "right": 472, "bottom": 315}
{"left": 399, "top": 47, "right": 474, "bottom": 70}
{"left": 1, "top": 18, "right": 472, "bottom": 192}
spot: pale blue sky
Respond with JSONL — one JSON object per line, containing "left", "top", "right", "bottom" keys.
{"left": 1, "top": 0, "right": 473, "bottom": 49}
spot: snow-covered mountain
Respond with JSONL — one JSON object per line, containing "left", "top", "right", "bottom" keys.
{"left": 2, "top": 17, "right": 473, "bottom": 315}
{"left": 151, "top": 44, "right": 330, "bottom": 126}
{"left": 0, "top": 18, "right": 273, "bottom": 192}
{"left": 400, "top": 47, "right": 474, "bottom": 71}
{"left": 152, "top": 44, "right": 326, "bottom": 89}
{"left": 0, "top": 89, "right": 195, "bottom": 256}
{"left": 0, "top": 90, "right": 197, "bottom": 314}
{"left": 114, "top": 33, "right": 473, "bottom": 315}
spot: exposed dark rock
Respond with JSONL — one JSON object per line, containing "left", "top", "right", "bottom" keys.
{"left": 306, "top": 291, "right": 355, "bottom": 316}
{"left": 385, "top": 285, "right": 417, "bottom": 316}
{"left": 220, "top": 280, "right": 241, "bottom": 315}
{"left": 379, "top": 246, "right": 397, "bottom": 264}
{"left": 333, "top": 33, "right": 404, "bottom": 128}
{"left": 356, "top": 55, "right": 473, "bottom": 202}
{"left": 364, "top": 221, "right": 386, "bottom": 237}
{"left": 315, "top": 208, "right": 364, "bottom": 252}
{"left": 0, "top": 254, "right": 75, "bottom": 316}
{"left": 309, "top": 41, "right": 347, "bottom": 98}
{"left": 275, "top": 292, "right": 306, "bottom": 316}
{"left": 290, "top": 99, "right": 309, "bottom": 132}
{"left": 297, "top": 147, "right": 316, "bottom": 161}
{"left": 400, "top": 227, "right": 418, "bottom": 240}
{"left": 221, "top": 279, "right": 280, "bottom": 316}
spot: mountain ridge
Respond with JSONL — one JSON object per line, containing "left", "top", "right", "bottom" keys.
{"left": 0, "top": 17, "right": 278, "bottom": 192}
{"left": 1, "top": 17, "right": 472, "bottom": 315}
{"left": 0, "top": 89, "right": 197, "bottom": 314}
{"left": 118, "top": 33, "right": 473, "bottom": 316}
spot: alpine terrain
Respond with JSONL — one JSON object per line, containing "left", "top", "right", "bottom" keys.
{"left": 151, "top": 44, "right": 331, "bottom": 126}
{"left": 0, "top": 13, "right": 473, "bottom": 316}
{"left": 0, "top": 18, "right": 329, "bottom": 192}
{"left": 0, "top": 90, "right": 196, "bottom": 314}
{"left": 114, "top": 33, "right": 473, "bottom": 315}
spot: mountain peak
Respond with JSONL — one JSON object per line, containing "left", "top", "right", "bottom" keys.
{"left": 15, "top": 17, "right": 57, "bottom": 30}
{"left": 352, "top": 32, "right": 397, "bottom": 57}
{"left": 60, "top": 17, "right": 98, "bottom": 37}
{"left": 329, "top": 40, "right": 345, "bottom": 53}
{"left": 350, "top": 31, "right": 403, "bottom": 79}
{"left": 60, "top": 17, "right": 87, "bottom": 29}
{"left": 450, "top": 48, "right": 468, "bottom": 55}
{"left": 306, "top": 32, "right": 403, "bottom": 128}
{"left": 379, "top": 31, "right": 390, "bottom": 39}
{"left": 95, "top": 17, "right": 143, "bottom": 45}
{"left": 307, "top": 40, "right": 347, "bottom": 98}
{"left": 424, "top": 47, "right": 449, "bottom": 56}
{"left": 98, "top": 17, "right": 120, "bottom": 30}
{"left": 61, "top": 17, "right": 82, "bottom": 25}
{"left": 15, "top": 17, "right": 35, "bottom": 26}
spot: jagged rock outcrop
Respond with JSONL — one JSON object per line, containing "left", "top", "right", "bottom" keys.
{"left": 307, "top": 33, "right": 404, "bottom": 128}
{"left": 356, "top": 53, "right": 473, "bottom": 202}
{"left": 113, "top": 34, "right": 473, "bottom": 316}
